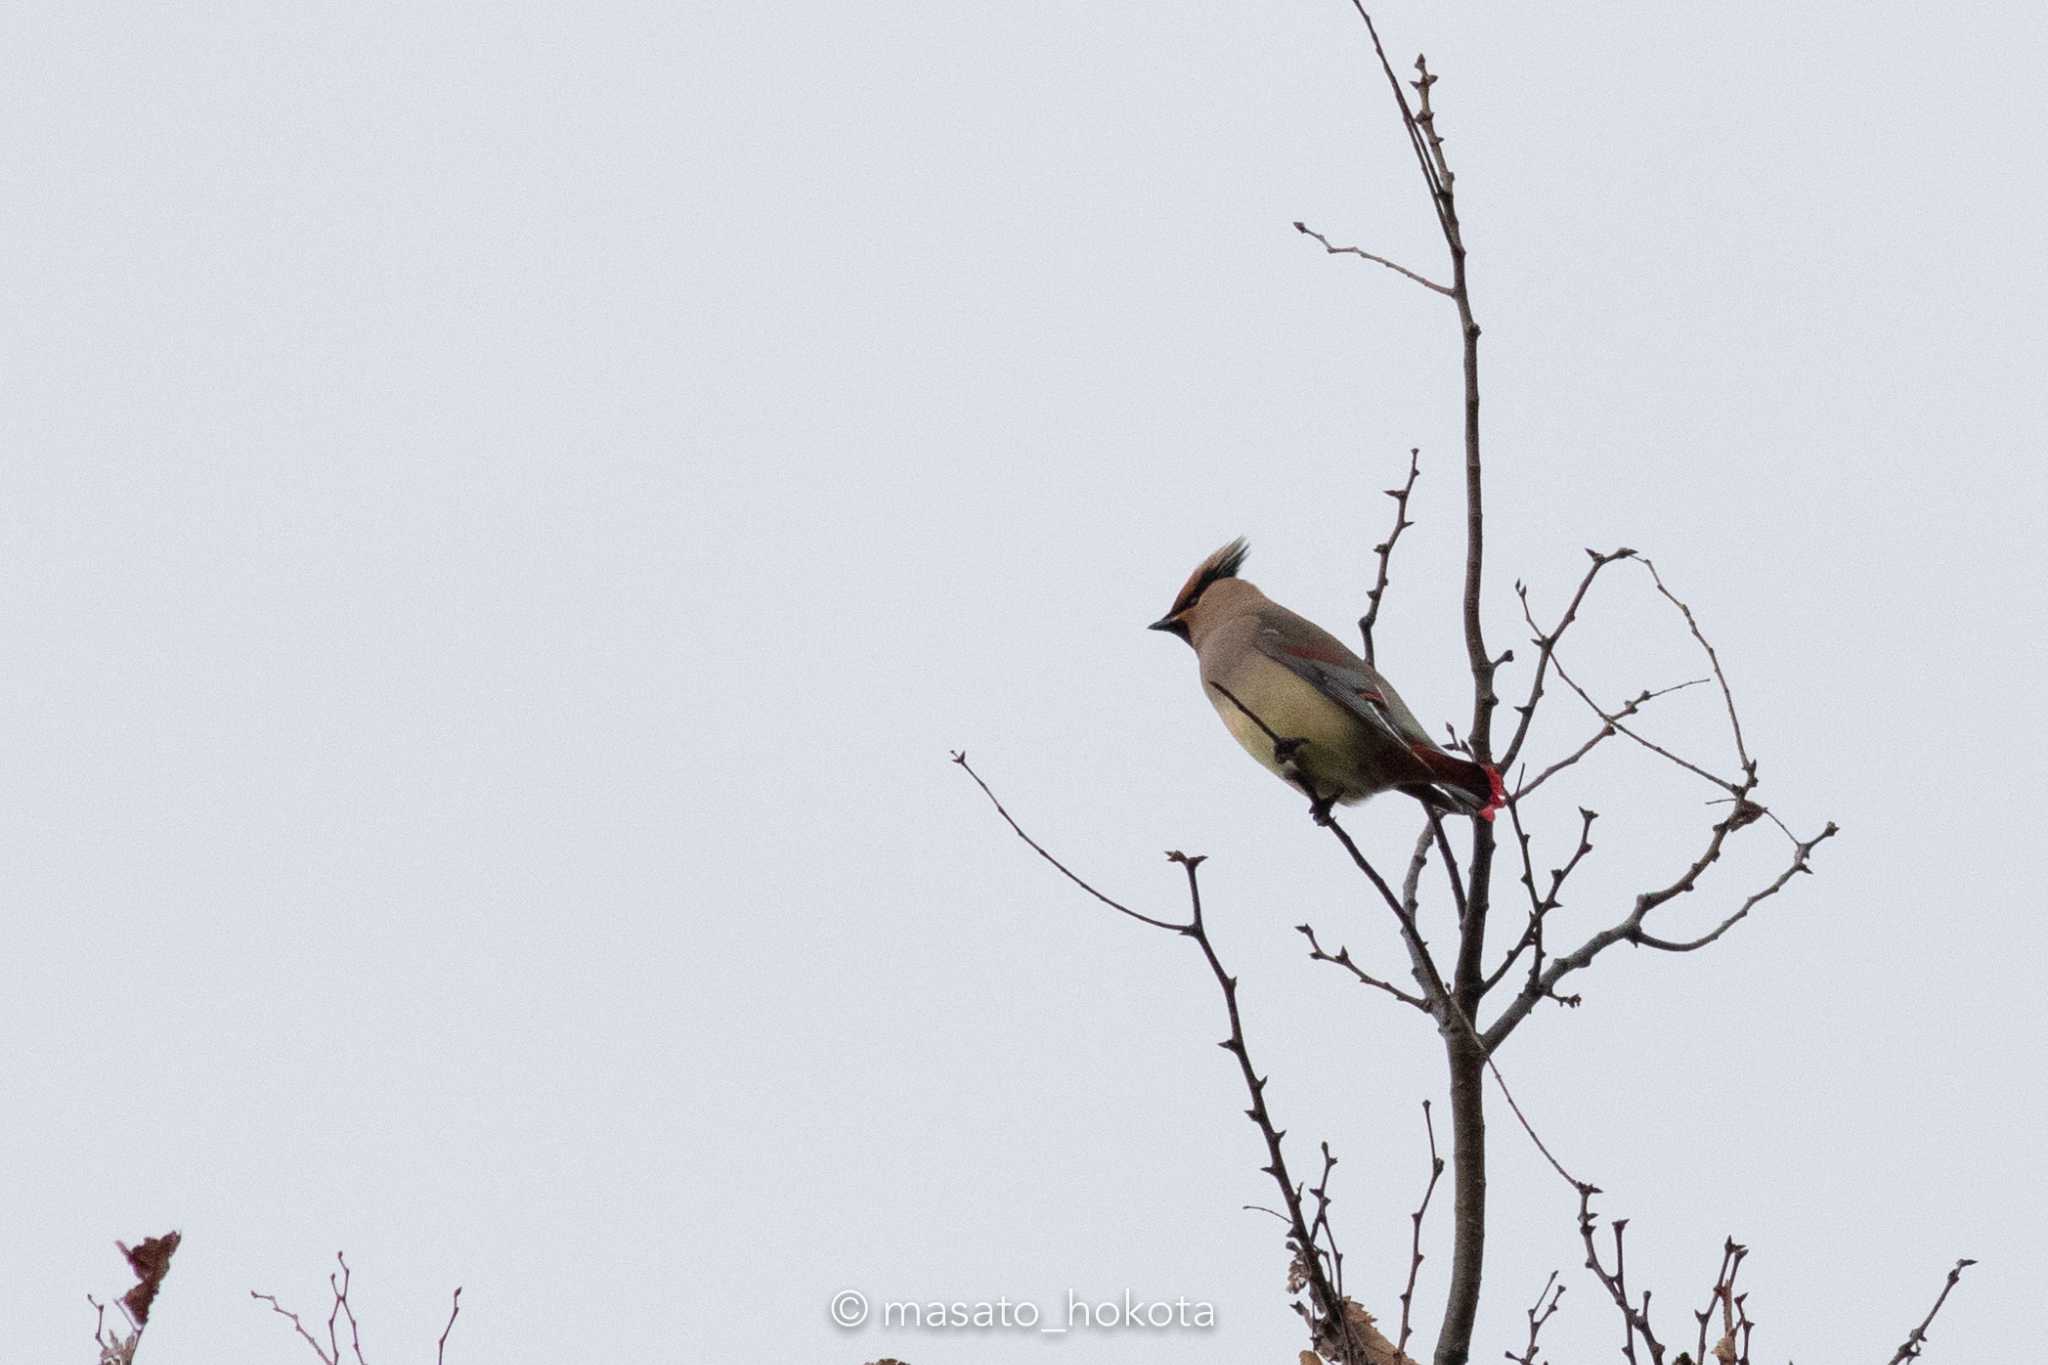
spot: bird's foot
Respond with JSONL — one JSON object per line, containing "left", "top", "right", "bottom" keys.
{"left": 1308, "top": 794, "right": 1336, "bottom": 826}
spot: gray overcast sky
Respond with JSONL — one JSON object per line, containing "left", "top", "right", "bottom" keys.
{"left": 4, "top": 2, "right": 2042, "bottom": 1361}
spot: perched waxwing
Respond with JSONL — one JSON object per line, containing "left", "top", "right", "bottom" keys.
{"left": 1149, "top": 538, "right": 1503, "bottom": 820}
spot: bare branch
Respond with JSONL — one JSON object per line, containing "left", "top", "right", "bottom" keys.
{"left": 1500, "top": 547, "right": 1634, "bottom": 770}
{"left": 1485, "top": 783, "right": 1834, "bottom": 1051}
{"left": 1347, "top": 4, "right": 1452, "bottom": 237}
{"left": 1327, "top": 29, "right": 1498, "bottom": 1358}
{"left": 1689, "top": 1239, "right": 1754, "bottom": 1365}
{"left": 1477, "top": 1034, "right": 1585, "bottom": 1193}
{"left": 1515, "top": 554, "right": 1758, "bottom": 792}
{"left": 1637, "top": 556, "right": 1750, "bottom": 769}
{"left": 1294, "top": 221, "right": 1454, "bottom": 296}
{"left": 1322, "top": 813, "right": 1455, "bottom": 1013}
{"left": 954, "top": 754, "right": 1374, "bottom": 1362}
{"left": 1883, "top": 1258, "right": 1976, "bottom": 1364}
{"left": 1307, "top": 1141, "right": 1350, "bottom": 1304}
{"left": 1506, "top": 1271, "right": 1564, "bottom": 1365}
{"left": 1359, "top": 447, "right": 1425, "bottom": 664}
{"left": 1630, "top": 822, "right": 1838, "bottom": 954}
{"left": 1544, "top": 648, "right": 1733, "bottom": 792}
{"left": 1428, "top": 808, "right": 1470, "bottom": 927}
{"left": 1486, "top": 802, "right": 1596, "bottom": 1005}
{"left": 1396, "top": 1101, "right": 1446, "bottom": 1360}
{"left": 1513, "top": 678, "right": 1707, "bottom": 801}
{"left": 437, "top": 1287, "right": 463, "bottom": 1365}
{"left": 1173, "top": 850, "right": 1372, "bottom": 1364}
{"left": 250, "top": 1290, "right": 335, "bottom": 1365}
{"left": 1578, "top": 1192, "right": 1666, "bottom": 1365}
{"left": 950, "top": 751, "right": 1188, "bottom": 933}
{"left": 1298, "top": 921, "right": 1431, "bottom": 1012}
{"left": 328, "top": 1253, "right": 365, "bottom": 1365}
{"left": 253, "top": 1253, "right": 461, "bottom": 1365}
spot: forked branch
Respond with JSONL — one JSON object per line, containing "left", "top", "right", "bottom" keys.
{"left": 251, "top": 1251, "right": 461, "bottom": 1365}
{"left": 951, "top": 752, "right": 1375, "bottom": 1363}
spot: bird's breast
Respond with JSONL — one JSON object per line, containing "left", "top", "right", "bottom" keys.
{"left": 1202, "top": 653, "right": 1370, "bottom": 794}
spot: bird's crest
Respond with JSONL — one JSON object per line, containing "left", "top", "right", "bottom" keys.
{"left": 1169, "top": 537, "right": 1250, "bottom": 616}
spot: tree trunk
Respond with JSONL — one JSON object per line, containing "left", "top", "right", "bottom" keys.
{"left": 1432, "top": 1037, "right": 1488, "bottom": 1365}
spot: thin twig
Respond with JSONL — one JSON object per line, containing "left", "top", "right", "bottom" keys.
{"left": 1512, "top": 678, "right": 1708, "bottom": 801}
{"left": 1502, "top": 548, "right": 1637, "bottom": 770}
{"left": 1360, "top": 447, "right": 1424, "bottom": 664}
{"left": 1308, "top": 1141, "right": 1350, "bottom": 1302}
{"left": 953, "top": 754, "right": 1370, "bottom": 1362}
{"left": 1507, "top": 1271, "right": 1564, "bottom": 1365}
{"left": 1478, "top": 1038, "right": 1584, "bottom": 1191}
{"left": 1173, "top": 850, "right": 1367, "bottom": 1364}
{"left": 250, "top": 1291, "right": 335, "bottom": 1365}
{"left": 1487, "top": 801, "right": 1596, "bottom": 1004}
{"left": 1882, "top": 1258, "right": 1976, "bottom": 1364}
{"left": 328, "top": 1253, "right": 365, "bottom": 1365}
{"left": 437, "top": 1287, "right": 463, "bottom": 1365}
{"left": 1544, "top": 649, "right": 1733, "bottom": 793}
{"left": 1428, "top": 808, "right": 1470, "bottom": 926}
{"left": 1485, "top": 794, "right": 1835, "bottom": 1051}
{"left": 1691, "top": 1239, "right": 1752, "bottom": 1365}
{"left": 1628, "top": 822, "right": 1838, "bottom": 954}
{"left": 1295, "top": 222, "right": 1453, "bottom": 296}
{"left": 1396, "top": 1101, "right": 1446, "bottom": 1359}
{"left": 1636, "top": 556, "right": 1749, "bottom": 768}
{"left": 949, "top": 751, "right": 1187, "bottom": 932}
{"left": 1299, "top": 922, "right": 1431, "bottom": 1011}
{"left": 1579, "top": 1192, "right": 1664, "bottom": 1365}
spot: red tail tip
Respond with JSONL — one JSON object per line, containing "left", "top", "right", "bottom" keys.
{"left": 1478, "top": 765, "right": 1505, "bottom": 822}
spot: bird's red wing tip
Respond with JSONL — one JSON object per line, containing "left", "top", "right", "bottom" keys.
{"left": 1478, "top": 764, "right": 1505, "bottom": 822}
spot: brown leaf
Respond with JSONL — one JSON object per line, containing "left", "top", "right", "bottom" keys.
{"left": 116, "top": 1231, "right": 181, "bottom": 1327}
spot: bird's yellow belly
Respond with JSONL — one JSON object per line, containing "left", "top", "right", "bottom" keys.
{"left": 1204, "top": 658, "right": 1370, "bottom": 800}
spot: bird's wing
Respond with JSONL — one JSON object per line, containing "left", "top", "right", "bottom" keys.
{"left": 1252, "top": 610, "right": 1503, "bottom": 821}
{"left": 1251, "top": 620, "right": 1434, "bottom": 749}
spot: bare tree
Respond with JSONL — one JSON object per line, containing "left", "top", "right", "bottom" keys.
{"left": 958, "top": 6, "right": 1971, "bottom": 1364}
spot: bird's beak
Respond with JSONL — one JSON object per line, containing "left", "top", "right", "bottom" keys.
{"left": 1147, "top": 615, "right": 1177, "bottom": 632}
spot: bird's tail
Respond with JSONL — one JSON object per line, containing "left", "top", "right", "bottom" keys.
{"left": 1406, "top": 746, "right": 1505, "bottom": 822}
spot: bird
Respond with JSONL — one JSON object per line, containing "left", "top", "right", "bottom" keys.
{"left": 1149, "top": 537, "right": 1502, "bottom": 822}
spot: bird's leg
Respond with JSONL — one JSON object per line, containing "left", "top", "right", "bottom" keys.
{"left": 1294, "top": 764, "right": 1338, "bottom": 825}
{"left": 1270, "top": 736, "right": 1333, "bottom": 824}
